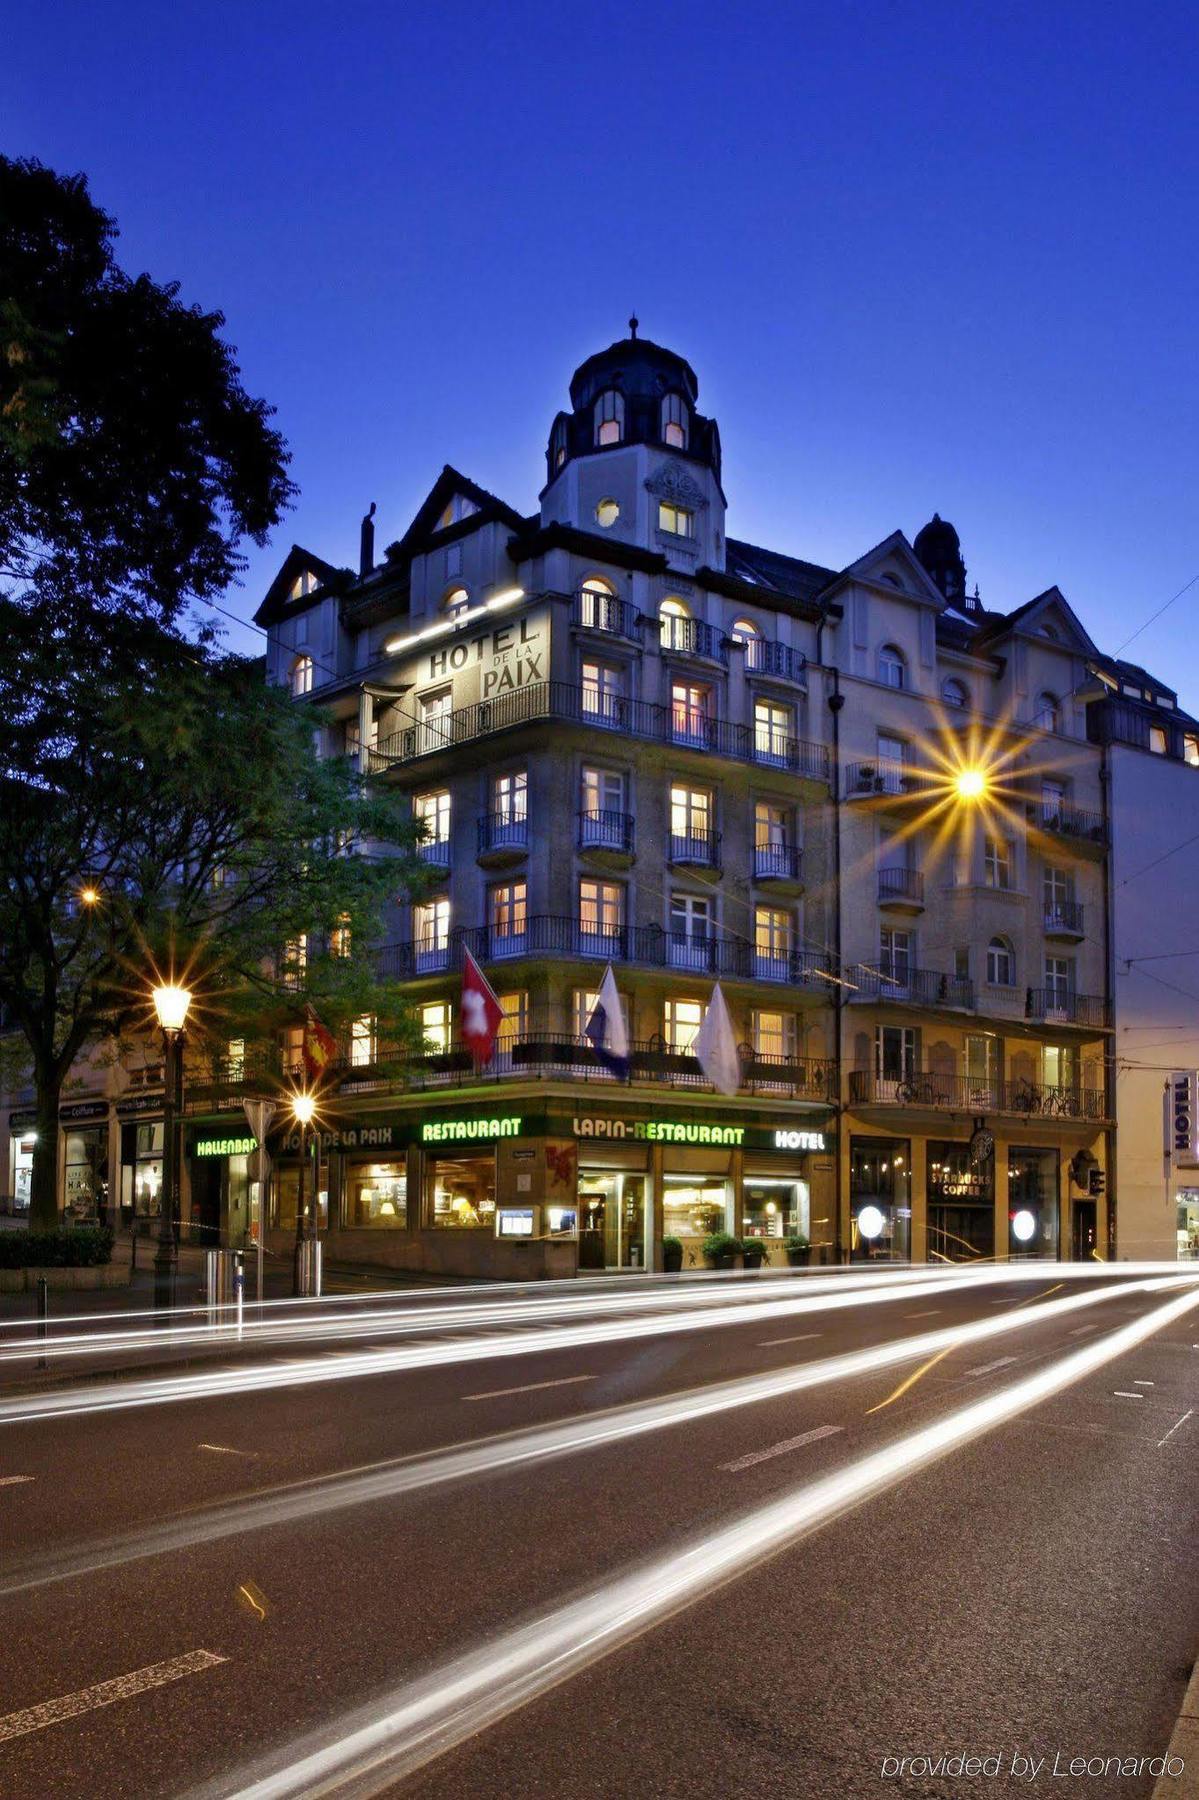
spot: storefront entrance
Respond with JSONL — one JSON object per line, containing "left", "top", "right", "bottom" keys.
{"left": 578, "top": 1172, "right": 646, "bottom": 1269}
{"left": 1072, "top": 1198, "right": 1097, "bottom": 1261}
{"left": 928, "top": 1142, "right": 994, "bottom": 1262}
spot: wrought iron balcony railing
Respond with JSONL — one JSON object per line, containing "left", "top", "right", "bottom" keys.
{"left": 877, "top": 867, "right": 924, "bottom": 905}
{"left": 1043, "top": 900, "right": 1084, "bottom": 936}
{"left": 571, "top": 593, "right": 640, "bottom": 640}
{"left": 849, "top": 1068, "right": 1107, "bottom": 1121}
{"left": 668, "top": 828, "right": 721, "bottom": 868}
{"left": 743, "top": 639, "right": 807, "bottom": 686}
{"left": 658, "top": 616, "right": 729, "bottom": 664}
{"left": 415, "top": 837, "right": 451, "bottom": 868}
{"left": 577, "top": 809, "right": 635, "bottom": 853}
{"left": 850, "top": 965, "right": 975, "bottom": 1009}
{"left": 753, "top": 842, "right": 803, "bottom": 882}
{"left": 477, "top": 812, "right": 529, "bottom": 855}
{"left": 1028, "top": 803, "right": 1108, "bottom": 848}
{"left": 1025, "top": 988, "right": 1109, "bottom": 1028}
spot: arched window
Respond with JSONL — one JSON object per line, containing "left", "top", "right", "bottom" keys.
{"left": 579, "top": 576, "right": 617, "bottom": 630}
{"left": 1035, "top": 691, "right": 1062, "bottom": 732}
{"left": 443, "top": 586, "right": 470, "bottom": 620}
{"left": 551, "top": 418, "right": 568, "bottom": 471}
{"left": 986, "top": 936, "right": 1014, "bottom": 986}
{"left": 730, "top": 618, "right": 760, "bottom": 645}
{"left": 659, "top": 596, "right": 692, "bottom": 652}
{"left": 661, "top": 393, "right": 689, "bottom": 449}
{"left": 941, "top": 677, "right": 969, "bottom": 709}
{"left": 290, "top": 654, "right": 314, "bottom": 698}
{"left": 879, "top": 644, "right": 906, "bottom": 689}
{"left": 594, "top": 389, "right": 625, "bottom": 447}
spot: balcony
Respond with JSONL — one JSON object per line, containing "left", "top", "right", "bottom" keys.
{"left": 659, "top": 616, "right": 729, "bottom": 665}
{"left": 851, "top": 965, "right": 975, "bottom": 1010}
{"left": 845, "top": 760, "right": 923, "bottom": 800}
{"left": 415, "top": 837, "right": 451, "bottom": 871}
{"left": 753, "top": 842, "right": 803, "bottom": 886}
{"left": 1025, "top": 989, "right": 1109, "bottom": 1029}
{"left": 369, "top": 680, "right": 829, "bottom": 785}
{"left": 743, "top": 640, "right": 807, "bottom": 687}
{"left": 877, "top": 867, "right": 924, "bottom": 912}
{"left": 668, "top": 828, "right": 721, "bottom": 869}
{"left": 572, "top": 593, "right": 640, "bottom": 641}
{"left": 1028, "top": 802, "right": 1108, "bottom": 851}
{"left": 476, "top": 812, "right": 529, "bottom": 865}
{"left": 1043, "top": 900, "right": 1085, "bottom": 940}
{"left": 577, "top": 809, "right": 635, "bottom": 863}
{"left": 413, "top": 937, "right": 451, "bottom": 975}
{"left": 848, "top": 1069, "right": 1107, "bottom": 1122}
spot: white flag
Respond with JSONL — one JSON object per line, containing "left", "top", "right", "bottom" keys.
{"left": 694, "top": 982, "right": 740, "bottom": 1096}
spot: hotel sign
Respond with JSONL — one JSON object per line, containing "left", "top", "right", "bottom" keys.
{"left": 1167, "top": 1072, "right": 1199, "bottom": 1167}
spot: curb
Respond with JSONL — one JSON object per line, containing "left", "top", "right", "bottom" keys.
{"left": 1154, "top": 1658, "right": 1199, "bottom": 1796}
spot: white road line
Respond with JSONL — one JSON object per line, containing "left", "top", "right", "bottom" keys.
{"left": 963, "top": 1356, "right": 1018, "bottom": 1378}
{"left": 759, "top": 1333, "right": 822, "bottom": 1347}
{"left": 1113, "top": 1391, "right": 1145, "bottom": 1399}
{"left": 720, "top": 1424, "right": 843, "bottom": 1471}
{"left": 907, "top": 1310, "right": 941, "bottom": 1318}
{"left": 463, "top": 1375, "right": 594, "bottom": 1402}
{"left": 1158, "top": 1409, "right": 1194, "bottom": 1448}
{"left": 0, "top": 1650, "right": 227, "bottom": 1744}
{"left": 1134, "top": 1379, "right": 1155, "bottom": 1387}
{"left": 0, "top": 1476, "right": 34, "bottom": 1488}
{"left": 197, "top": 1444, "right": 255, "bottom": 1459}
{"left": 1070, "top": 1325, "right": 1098, "bottom": 1336}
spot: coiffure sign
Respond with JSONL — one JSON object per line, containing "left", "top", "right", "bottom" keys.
{"left": 1167, "top": 1071, "right": 1199, "bottom": 1167}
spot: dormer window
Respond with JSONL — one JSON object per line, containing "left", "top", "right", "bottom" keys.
{"left": 289, "top": 569, "right": 319, "bottom": 601}
{"left": 661, "top": 394, "right": 689, "bottom": 449}
{"left": 435, "top": 494, "right": 479, "bottom": 531}
{"left": 551, "top": 418, "right": 568, "bottom": 471}
{"left": 878, "top": 644, "right": 906, "bottom": 690}
{"left": 658, "top": 501, "right": 694, "bottom": 539}
{"left": 443, "top": 586, "right": 470, "bottom": 620}
{"left": 594, "top": 389, "right": 625, "bottom": 447}
{"left": 290, "top": 654, "right": 314, "bottom": 698}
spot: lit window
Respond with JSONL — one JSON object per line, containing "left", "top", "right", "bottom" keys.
{"left": 1150, "top": 726, "right": 1168, "bottom": 755}
{"left": 594, "top": 389, "right": 625, "bottom": 446}
{"left": 282, "top": 1025, "right": 304, "bottom": 1076}
{"left": 984, "top": 837, "right": 1012, "bottom": 890}
{"left": 941, "top": 677, "right": 968, "bottom": 708}
{"left": 670, "top": 680, "right": 710, "bottom": 744}
{"left": 551, "top": 419, "right": 568, "bottom": 471}
{"left": 880, "top": 927, "right": 912, "bottom": 984}
{"left": 579, "top": 577, "right": 617, "bottom": 628}
{"left": 494, "top": 771, "right": 527, "bottom": 824}
{"left": 282, "top": 935, "right": 307, "bottom": 986}
{"left": 496, "top": 992, "right": 528, "bottom": 1047}
{"left": 581, "top": 659, "right": 624, "bottom": 723}
{"left": 290, "top": 655, "right": 314, "bottom": 697}
{"left": 414, "top": 899, "right": 450, "bottom": 969}
{"left": 490, "top": 881, "right": 527, "bottom": 947}
{"left": 579, "top": 879, "right": 624, "bottom": 941}
{"left": 986, "top": 936, "right": 1014, "bottom": 986}
{"left": 752, "top": 1010, "right": 795, "bottom": 1060}
{"left": 659, "top": 596, "right": 692, "bottom": 650}
{"left": 443, "top": 586, "right": 470, "bottom": 619}
{"left": 226, "top": 1038, "right": 245, "bottom": 1080}
{"left": 330, "top": 913, "right": 352, "bottom": 957}
{"left": 754, "top": 906, "right": 792, "bottom": 977}
{"left": 572, "top": 987, "right": 629, "bottom": 1039}
{"left": 350, "top": 1016, "right": 376, "bottom": 1066}
{"left": 878, "top": 645, "right": 906, "bottom": 689}
{"left": 658, "top": 501, "right": 694, "bottom": 538}
{"left": 661, "top": 393, "right": 689, "bottom": 449}
{"left": 730, "top": 618, "right": 760, "bottom": 645}
{"left": 435, "top": 495, "right": 478, "bottom": 531}
{"left": 414, "top": 790, "right": 451, "bottom": 849}
{"left": 670, "top": 784, "right": 713, "bottom": 858}
{"left": 1185, "top": 735, "right": 1199, "bottom": 767}
{"left": 754, "top": 697, "right": 793, "bottom": 765}
{"left": 595, "top": 499, "right": 620, "bottom": 529}
{"left": 289, "top": 570, "right": 318, "bottom": 600}
{"left": 420, "top": 1001, "right": 452, "bottom": 1052}
{"left": 664, "top": 997, "right": 704, "bottom": 1052}
{"left": 1035, "top": 692, "right": 1062, "bottom": 733}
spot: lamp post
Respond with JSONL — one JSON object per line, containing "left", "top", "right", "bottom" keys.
{"left": 291, "top": 1092, "right": 316, "bottom": 1296}
{"left": 151, "top": 983, "right": 192, "bottom": 1317}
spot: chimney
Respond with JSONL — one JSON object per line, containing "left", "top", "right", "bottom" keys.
{"left": 359, "top": 501, "right": 377, "bottom": 578}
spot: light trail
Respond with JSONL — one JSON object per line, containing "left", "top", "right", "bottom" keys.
{"left": 0, "top": 1276, "right": 1188, "bottom": 1601}
{"left": 196, "top": 1282, "right": 1199, "bottom": 1800}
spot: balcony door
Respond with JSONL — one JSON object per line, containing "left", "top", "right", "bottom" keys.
{"left": 669, "top": 893, "right": 713, "bottom": 970}
{"left": 419, "top": 687, "right": 453, "bottom": 753}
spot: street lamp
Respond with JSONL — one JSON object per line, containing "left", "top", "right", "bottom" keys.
{"left": 291, "top": 1091, "right": 317, "bottom": 1296}
{"left": 151, "top": 982, "right": 192, "bottom": 1316}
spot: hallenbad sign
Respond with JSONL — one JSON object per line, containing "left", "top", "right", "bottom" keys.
{"left": 193, "top": 1134, "right": 257, "bottom": 1158}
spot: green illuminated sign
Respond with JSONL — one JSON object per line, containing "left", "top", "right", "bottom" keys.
{"left": 194, "top": 1134, "right": 257, "bottom": 1158}
{"left": 573, "top": 1115, "right": 745, "bottom": 1145}
{"left": 421, "top": 1116, "right": 522, "bottom": 1144}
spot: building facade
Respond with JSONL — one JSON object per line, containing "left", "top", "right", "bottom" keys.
{"left": 5, "top": 326, "right": 1193, "bottom": 1271}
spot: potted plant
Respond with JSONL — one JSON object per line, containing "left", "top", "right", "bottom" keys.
{"left": 741, "top": 1236, "right": 768, "bottom": 1270}
{"left": 662, "top": 1235, "right": 683, "bottom": 1274}
{"left": 703, "top": 1230, "right": 741, "bottom": 1270}
{"left": 784, "top": 1234, "right": 811, "bottom": 1267}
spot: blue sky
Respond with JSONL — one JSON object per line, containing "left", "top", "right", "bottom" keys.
{"left": 9, "top": 2, "right": 1197, "bottom": 692}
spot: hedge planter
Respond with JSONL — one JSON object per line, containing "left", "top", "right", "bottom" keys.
{"left": 662, "top": 1237, "right": 683, "bottom": 1274}
{"left": 785, "top": 1237, "right": 811, "bottom": 1267}
{"left": 0, "top": 1265, "right": 129, "bottom": 1292}
{"left": 703, "top": 1232, "right": 742, "bottom": 1271}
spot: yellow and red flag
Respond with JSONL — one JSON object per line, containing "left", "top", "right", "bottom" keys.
{"left": 302, "top": 1005, "right": 338, "bottom": 1080}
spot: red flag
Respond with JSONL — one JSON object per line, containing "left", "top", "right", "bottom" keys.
{"left": 460, "top": 949, "right": 504, "bottom": 1067}
{"left": 302, "top": 1005, "right": 338, "bottom": 1080}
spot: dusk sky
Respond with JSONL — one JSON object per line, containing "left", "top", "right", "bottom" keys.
{"left": 10, "top": 2, "right": 1197, "bottom": 696}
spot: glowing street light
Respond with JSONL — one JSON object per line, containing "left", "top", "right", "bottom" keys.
{"left": 955, "top": 768, "right": 987, "bottom": 801}
{"left": 79, "top": 885, "right": 100, "bottom": 908}
{"left": 151, "top": 981, "right": 193, "bottom": 1317}
{"left": 152, "top": 984, "right": 193, "bottom": 1034}
{"left": 291, "top": 1090, "right": 319, "bottom": 1296}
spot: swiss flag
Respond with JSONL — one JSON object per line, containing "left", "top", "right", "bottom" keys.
{"left": 460, "top": 949, "right": 505, "bottom": 1066}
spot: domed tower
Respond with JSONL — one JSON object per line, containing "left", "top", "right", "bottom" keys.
{"left": 913, "top": 513, "right": 967, "bottom": 603}
{"left": 542, "top": 319, "right": 727, "bottom": 570}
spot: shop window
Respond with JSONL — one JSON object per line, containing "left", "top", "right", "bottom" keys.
{"left": 345, "top": 1161, "right": 407, "bottom": 1228}
{"left": 577, "top": 1169, "right": 645, "bottom": 1269}
{"left": 664, "top": 996, "right": 703, "bottom": 1052}
{"left": 849, "top": 1137, "right": 910, "bottom": 1260}
{"left": 743, "top": 1176, "right": 808, "bottom": 1243}
{"left": 64, "top": 1128, "right": 109, "bottom": 1225}
{"left": 9, "top": 1131, "right": 35, "bottom": 1212}
{"left": 1008, "top": 1146, "right": 1059, "bottom": 1257}
{"left": 121, "top": 1122, "right": 164, "bottom": 1224}
{"left": 662, "top": 1174, "right": 732, "bottom": 1263}
{"left": 427, "top": 1153, "right": 496, "bottom": 1229}
{"left": 927, "top": 1142, "right": 994, "bottom": 1262}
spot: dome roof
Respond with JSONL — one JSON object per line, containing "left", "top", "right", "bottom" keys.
{"left": 913, "top": 513, "right": 961, "bottom": 560}
{"left": 568, "top": 321, "right": 698, "bottom": 409}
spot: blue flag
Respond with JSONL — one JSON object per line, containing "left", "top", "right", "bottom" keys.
{"left": 584, "top": 963, "right": 630, "bottom": 1077}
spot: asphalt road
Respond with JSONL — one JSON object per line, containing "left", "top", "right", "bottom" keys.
{"left": 0, "top": 1264, "right": 1194, "bottom": 1799}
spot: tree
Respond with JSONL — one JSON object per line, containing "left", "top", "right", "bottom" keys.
{"left": 0, "top": 633, "right": 429, "bottom": 1228}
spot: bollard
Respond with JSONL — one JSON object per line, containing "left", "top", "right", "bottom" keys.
{"left": 233, "top": 1250, "right": 245, "bottom": 1340}
{"left": 35, "top": 1275, "right": 48, "bottom": 1372}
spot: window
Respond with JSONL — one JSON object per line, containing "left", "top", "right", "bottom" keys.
{"left": 754, "top": 906, "right": 792, "bottom": 978}
{"left": 442, "top": 586, "right": 470, "bottom": 619}
{"left": 1035, "top": 692, "right": 1062, "bottom": 733}
{"left": 496, "top": 992, "right": 529, "bottom": 1048}
{"left": 941, "top": 677, "right": 969, "bottom": 708}
{"left": 579, "top": 577, "right": 618, "bottom": 628}
{"left": 551, "top": 418, "right": 568, "bottom": 471}
{"left": 414, "top": 789, "right": 451, "bottom": 853}
{"left": 671, "top": 679, "right": 710, "bottom": 745}
{"left": 984, "top": 836, "right": 1012, "bottom": 890}
{"left": 664, "top": 997, "right": 703, "bottom": 1052}
{"left": 573, "top": 986, "right": 629, "bottom": 1040}
{"left": 594, "top": 388, "right": 625, "bottom": 446}
{"left": 670, "top": 784, "right": 712, "bottom": 855}
{"left": 435, "top": 495, "right": 478, "bottom": 531}
{"left": 752, "top": 1010, "right": 796, "bottom": 1061}
{"left": 880, "top": 927, "right": 912, "bottom": 986}
{"left": 579, "top": 879, "right": 623, "bottom": 945}
{"left": 669, "top": 893, "right": 712, "bottom": 969}
{"left": 493, "top": 771, "right": 528, "bottom": 824}
{"left": 954, "top": 946, "right": 970, "bottom": 982}
{"left": 282, "top": 935, "right": 307, "bottom": 987}
{"left": 878, "top": 644, "right": 906, "bottom": 689}
{"left": 658, "top": 596, "right": 692, "bottom": 650}
{"left": 1150, "top": 725, "right": 1168, "bottom": 755}
{"left": 661, "top": 393, "right": 689, "bottom": 449}
{"left": 731, "top": 618, "right": 760, "bottom": 647}
{"left": 752, "top": 697, "right": 793, "bottom": 766}
{"left": 581, "top": 659, "right": 624, "bottom": 723}
{"left": 1040, "top": 779, "right": 1066, "bottom": 824}
{"left": 289, "top": 569, "right": 319, "bottom": 601}
{"left": 345, "top": 1161, "right": 407, "bottom": 1229}
{"left": 1185, "top": 734, "right": 1199, "bottom": 768}
{"left": 226, "top": 1038, "right": 245, "bottom": 1080}
{"left": 420, "top": 1001, "right": 452, "bottom": 1052}
{"left": 986, "top": 936, "right": 1014, "bottom": 986}
{"left": 658, "top": 501, "right": 694, "bottom": 538}
{"left": 419, "top": 687, "right": 453, "bottom": 751}
{"left": 490, "top": 881, "right": 527, "bottom": 950}
{"left": 965, "top": 1034, "right": 999, "bottom": 1085}
{"left": 1043, "top": 866, "right": 1073, "bottom": 925}
{"left": 427, "top": 1153, "right": 495, "bottom": 1230}
{"left": 290, "top": 654, "right": 314, "bottom": 698}
{"left": 582, "top": 766, "right": 625, "bottom": 815}
{"left": 1043, "top": 1044, "right": 1077, "bottom": 1090}
{"left": 1044, "top": 956, "right": 1073, "bottom": 1007}
{"left": 874, "top": 1025, "right": 916, "bottom": 1083}
{"left": 594, "top": 499, "right": 620, "bottom": 529}
{"left": 331, "top": 913, "right": 352, "bottom": 957}
{"left": 755, "top": 800, "right": 788, "bottom": 848}
{"left": 350, "top": 1016, "right": 376, "bottom": 1067}
{"left": 414, "top": 898, "right": 450, "bottom": 971}
{"left": 877, "top": 733, "right": 907, "bottom": 794}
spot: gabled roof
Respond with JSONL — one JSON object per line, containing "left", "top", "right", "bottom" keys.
{"left": 724, "top": 538, "right": 836, "bottom": 607}
{"left": 818, "top": 530, "right": 948, "bottom": 609}
{"left": 253, "top": 545, "right": 352, "bottom": 627}
{"left": 970, "top": 584, "right": 1097, "bottom": 656}
{"left": 383, "top": 465, "right": 526, "bottom": 562}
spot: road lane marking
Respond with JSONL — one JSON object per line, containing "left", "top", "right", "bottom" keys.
{"left": 1113, "top": 1391, "right": 1144, "bottom": 1399}
{"left": 759, "top": 1333, "right": 821, "bottom": 1347}
{"left": 1158, "top": 1409, "right": 1193, "bottom": 1448}
{"left": 463, "top": 1375, "right": 594, "bottom": 1402}
{"left": 720, "top": 1425, "right": 843, "bottom": 1471}
{"left": 906, "top": 1310, "right": 941, "bottom": 1318}
{"left": 198, "top": 1444, "right": 256, "bottom": 1459}
{"left": 963, "top": 1356, "right": 1018, "bottom": 1378}
{"left": 0, "top": 1650, "right": 227, "bottom": 1744}
{"left": 1134, "top": 1379, "right": 1154, "bottom": 1386}
{"left": 1070, "top": 1325, "right": 1098, "bottom": 1336}
{"left": 0, "top": 1476, "right": 34, "bottom": 1488}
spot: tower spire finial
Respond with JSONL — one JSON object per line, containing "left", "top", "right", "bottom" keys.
{"left": 628, "top": 313, "right": 638, "bottom": 340}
